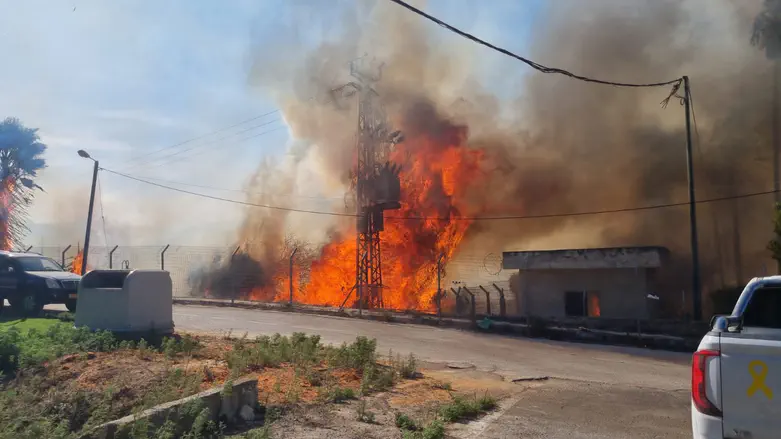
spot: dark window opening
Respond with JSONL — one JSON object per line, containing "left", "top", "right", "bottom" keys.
{"left": 565, "top": 291, "right": 601, "bottom": 317}
{"left": 743, "top": 287, "right": 781, "bottom": 329}
{"left": 565, "top": 291, "right": 585, "bottom": 317}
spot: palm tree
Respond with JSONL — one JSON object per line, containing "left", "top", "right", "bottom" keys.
{"left": 0, "top": 117, "right": 46, "bottom": 250}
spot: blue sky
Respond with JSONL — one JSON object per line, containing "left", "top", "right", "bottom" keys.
{"left": 0, "top": 0, "right": 542, "bottom": 247}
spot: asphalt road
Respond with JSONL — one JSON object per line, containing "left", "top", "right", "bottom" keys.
{"left": 172, "top": 304, "right": 691, "bottom": 438}
{"left": 173, "top": 304, "right": 689, "bottom": 389}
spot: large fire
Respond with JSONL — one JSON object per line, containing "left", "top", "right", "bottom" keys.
{"left": 299, "top": 121, "right": 483, "bottom": 311}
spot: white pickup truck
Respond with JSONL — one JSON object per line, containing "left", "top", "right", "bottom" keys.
{"left": 692, "top": 277, "right": 781, "bottom": 439}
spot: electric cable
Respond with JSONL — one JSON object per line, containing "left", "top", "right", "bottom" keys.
{"left": 123, "top": 119, "right": 283, "bottom": 171}
{"left": 140, "top": 126, "right": 288, "bottom": 170}
{"left": 119, "top": 109, "right": 280, "bottom": 169}
{"left": 101, "top": 166, "right": 781, "bottom": 222}
{"left": 120, "top": 174, "right": 344, "bottom": 200}
{"left": 386, "top": 0, "right": 682, "bottom": 88}
{"left": 96, "top": 171, "right": 109, "bottom": 251}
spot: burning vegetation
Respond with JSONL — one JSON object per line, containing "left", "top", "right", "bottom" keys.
{"left": 194, "top": 0, "right": 781, "bottom": 315}
{"left": 0, "top": 117, "right": 47, "bottom": 251}
{"left": 70, "top": 250, "right": 86, "bottom": 274}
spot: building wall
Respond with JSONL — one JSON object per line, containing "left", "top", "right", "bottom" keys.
{"left": 517, "top": 268, "right": 650, "bottom": 319}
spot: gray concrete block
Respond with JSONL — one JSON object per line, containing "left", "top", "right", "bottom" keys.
{"left": 81, "top": 376, "right": 257, "bottom": 439}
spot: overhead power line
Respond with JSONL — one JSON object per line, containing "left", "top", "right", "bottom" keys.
{"left": 385, "top": 0, "right": 682, "bottom": 88}
{"left": 102, "top": 168, "right": 356, "bottom": 217}
{"left": 119, "top": 109, "right": 281, "bottom": 170}
{"left": 139, "top": 125, "right": 288, "bottom": 171}
{"left": 101, "top": 167, "right": 781, "bottom": 221}
{"left": 123, "top": 119, "right": 283, "bottom": 171}
{"left": 121, "top": 174, "right": 344, "bottom": 200}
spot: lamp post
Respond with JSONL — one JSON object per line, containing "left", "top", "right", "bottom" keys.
{"left": 77, "top": 150, "right": 98, "bottom": 276}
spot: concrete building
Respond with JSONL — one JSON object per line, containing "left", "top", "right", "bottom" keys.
{"left": 502, "top": 246, "right": 668, "bottom": 319}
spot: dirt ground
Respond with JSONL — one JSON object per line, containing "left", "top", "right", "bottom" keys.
{"left": 46, "top": 335, "right": 368, "bottom": 411}
{"left": 40, "top": 332, "right": 688, "bottom": 438}
{"left": 264, "top": 362, "right": 522, "bottom": 439}
{"left": 258, "top": 362, "right": 689, "bottom": 439}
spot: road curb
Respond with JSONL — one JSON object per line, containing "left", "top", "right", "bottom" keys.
{"left": 172, "top": 297, "right": 699, "bottom": 352}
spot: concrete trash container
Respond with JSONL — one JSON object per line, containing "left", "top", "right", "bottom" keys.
{"left": 74, "top": 269, "right": 174, "bottom": 335}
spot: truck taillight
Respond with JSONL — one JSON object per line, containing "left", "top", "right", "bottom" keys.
{"left": 692, "top": 349, "right": 721, "bottom": 417}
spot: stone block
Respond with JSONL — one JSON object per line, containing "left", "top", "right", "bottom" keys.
{"left": 81, "top": 376, "right": 258, "bottom": 439}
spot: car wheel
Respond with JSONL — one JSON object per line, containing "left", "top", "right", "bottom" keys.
{"left": 65, "top": 299, "right": 77, "bottom": 313}
{"left": 11, "top": 292, "right": 43, "bottom": 316}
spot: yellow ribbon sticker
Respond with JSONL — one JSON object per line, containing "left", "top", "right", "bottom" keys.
{"left": 747, "top": 360, "right": 774, "bottom": 400}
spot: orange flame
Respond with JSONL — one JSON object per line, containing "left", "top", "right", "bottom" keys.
{"left": 300, "top": 121, "right": 483, "bottom": 311}
{"left": 71, "top": 250, "right": 88, "bottom": 274}
{"left": 0, "top": 179, "right": 15, "bottom": 251}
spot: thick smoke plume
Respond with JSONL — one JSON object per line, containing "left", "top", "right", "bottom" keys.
{"left": 221, "top": 0, "right": 775, "bottom": 313}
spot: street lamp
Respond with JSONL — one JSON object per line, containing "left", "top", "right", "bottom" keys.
{"left": 77, "top": 150, "right": 98, "bottom": 276}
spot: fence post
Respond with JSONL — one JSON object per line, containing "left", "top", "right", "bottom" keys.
{"left": 230, "top": 246, "right": 240, "bottom": 304}
{"left": 436, "top": 254, "right": 444, "bottom": 321}
{"left": 463, "top": 287, "right": 476, "bottom": 324}
{"left": 61, "top": 245, "right": 72, "bottom": 268}
{"left": 479, "top": 285, "right": 492, "bottom": 316}
{"left": 109, "top": 245, "right": 118, "bottom": 269}
{"left": 450, "top": 287, "right": 461, "bottom": 316}
{"left": 160, "top": 245, "right": 170, "bottom": 271}
{"left": 493, "top": 283, "right": 506, "bottom": 317}
{"left": 289, "top": 247, "right": 298, "bottom": 305}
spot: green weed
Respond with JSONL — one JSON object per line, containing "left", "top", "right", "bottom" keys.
{"left": 395, "top": 412, "right": 419, "bottom": 431}
{"left": 402, "top": 420, "right": 445, "bottom": 439}
{"left": 0, "top": 322, "right": 118, "bottom": 375}
{"left": 437, "top": 393, "right": 497, "bottom": 423}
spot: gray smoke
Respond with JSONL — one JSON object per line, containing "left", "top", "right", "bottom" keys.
{"left": 241, "top": 0, "right": 775, "bottom": 312}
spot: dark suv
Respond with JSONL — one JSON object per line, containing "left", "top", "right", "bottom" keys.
{"left": 0, "top": 251, "right": 81, "bottom": 315}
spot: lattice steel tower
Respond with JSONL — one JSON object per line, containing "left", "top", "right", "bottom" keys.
{"left": 333, "top": 58, "right": 403, "bottom": 310}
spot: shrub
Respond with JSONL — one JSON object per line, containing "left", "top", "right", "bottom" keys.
{"left": 360, "top": 361, "right": 396, "bottom": 394}
{"left": 393, "top": 353, "right": 418, "bottom": 379}
{"left": 0, "top": 328, "right": 22, "bottom": 374}
{"left": 320, "top": 386, "right": 355, "bottom": 403}
{"left": 225, "top": 333, "right": 323, "bottom": 375}
{"left": 326, "top": 336, "right": 377, "bottom": 371}
{"left": 395, "top": 412, "right": 418, "bottom": 431}
{"left": 402, "top": 420, "right": 445, "bottom": 439}
{"left": 438, "top": 393, "right": 497, "bottom": 423}
{"left": 0, "top": 322, "right": 119, "bottom": 375}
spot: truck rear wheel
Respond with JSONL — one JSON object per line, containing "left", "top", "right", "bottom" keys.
{"left": 65, "top": 299, "right": 77, "bottom": 313}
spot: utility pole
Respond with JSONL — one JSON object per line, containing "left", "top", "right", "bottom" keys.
{"left": 773, "top": 62, "right": 780, "bottom": 205}
{"left": 683, "top": 76, "right": 702, "bottom": 321}
{"left": 77, "top": 150, "right": 98, "bottom": 276}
